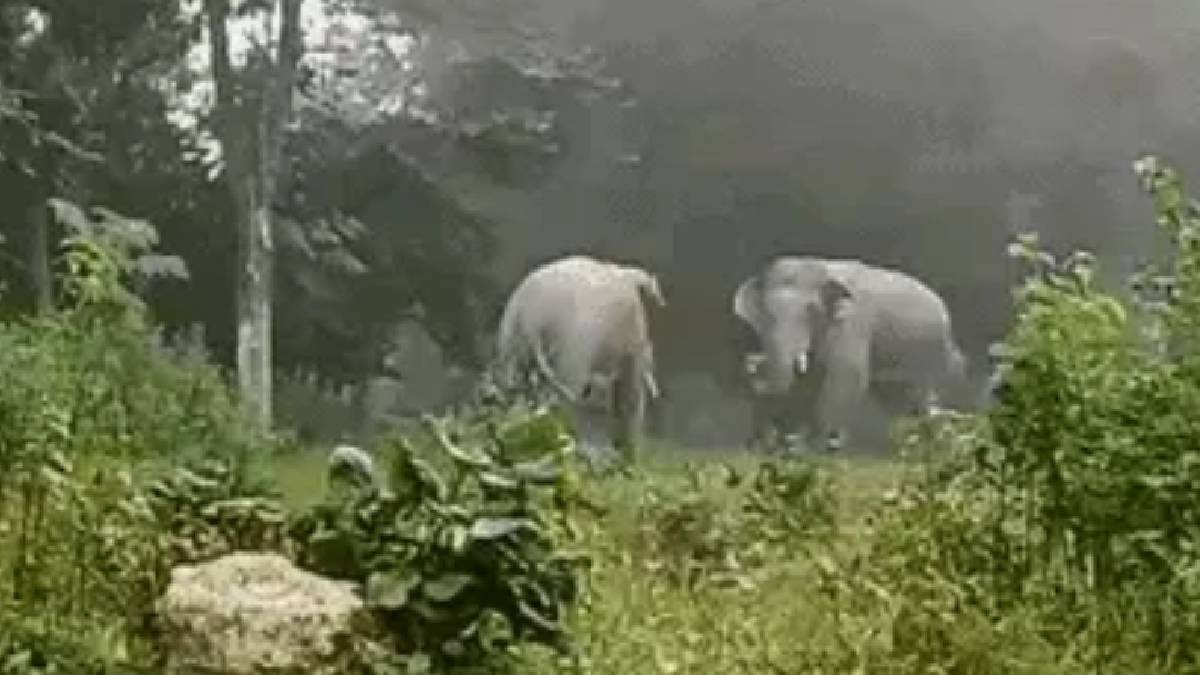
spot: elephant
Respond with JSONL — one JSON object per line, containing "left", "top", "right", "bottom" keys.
{"left": 495, "top": 254, "right": 666, "bottom": 465}
{"left": 733, "top": 256, "right": 967, "bottom": 453}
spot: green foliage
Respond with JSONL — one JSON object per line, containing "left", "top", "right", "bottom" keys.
{"left": 801, "top": 157, "right": 1200, "bottom": 673}
{"left": 741, "top": 458, "right": 839, "bottom": 549}
{"left": 144, "top": 460, "right": 287, "bottom": 569}
{"left": 288, "top": 402, "right": 593, "bottom": 671}
{"left": 0, "top": 201, "right": 270, "bottom": 673}
{"left": 632, "top": 464, "right": 756, "bottom": 591}
{"left": 629, "top": 458, "right": 838, "bottom": 594}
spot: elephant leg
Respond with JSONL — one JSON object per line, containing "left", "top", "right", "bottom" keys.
{"left": 814, "top": 327, "right": 870, "bottom": 453}
{"left": 749, "top": 396, "right": 794, "bottom": 454}
{"left": 747, "top": 397, "right": 775, "bottom": 451}
{"left": 610, "top": 355, "right": 647, "bottom": 466}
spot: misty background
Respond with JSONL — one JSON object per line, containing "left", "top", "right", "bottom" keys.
{"left": 11, "top": 0, "right": 1194, "bottom": 448}
{"left": 399, "top": 0, "right": 1200, "bottom": 446}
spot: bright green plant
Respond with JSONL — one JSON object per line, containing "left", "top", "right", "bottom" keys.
{"left": 627, "top": 457, "right": 837, "bottom": 594}
{"left": 287, "top": 400, "right": 592, "bottom": 672}
{"left": 631, "top": 464, "right": 755, "bottom": 592}
{"left": 0, "top": 199, "right": 271, "bottom": 673}
{"left": 142, "top": 459, "right": 288, "bottom": 569}
{"left": 803, "top": 157, "right": 1200, "bottom": 673}
{"left": 741, "top": 458, "right": 839, "bottom": 551}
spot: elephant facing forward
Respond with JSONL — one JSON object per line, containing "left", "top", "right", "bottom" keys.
{"left": 733, "top": 256, "right": 966, "bottom": 453}
{"left": 495, "top": 255, "right": 665, "bottom": 465}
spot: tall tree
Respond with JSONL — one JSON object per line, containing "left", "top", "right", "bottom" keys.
{"left": 169, "top": 0, "right": 633, "bottom": 432}
{"left": 0, "top": 0, "right": 191, "bottom": 315}
{"left": 200, "top": 0, "right": 302, "bottom": 430}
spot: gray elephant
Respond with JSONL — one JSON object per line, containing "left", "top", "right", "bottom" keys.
{"left": 733, "top": 256, "right": 967, "bottom": 453}
{"left": 495, "top": 254, "right": 666, "bottom": 465}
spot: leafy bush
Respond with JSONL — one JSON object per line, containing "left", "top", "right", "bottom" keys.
{"left": 143, "top": 460, "right": 288, "bottom": 569}
{"left": 631, "top": 464, "right": 755, "bottom": 591}
{"left": 806, "top": 157, "right": 1200, "bottom": 673}
{"left": 0, "top": 200, "right": 271, "bottom": 673}
{"left": 629, "top": 458, "right": 838, "bottom": 593}
{"left": 288, "top": 401, "right": 593, "bottom": 672}
{"left": 740, "top": 458, "right": 839, "bottom": 550}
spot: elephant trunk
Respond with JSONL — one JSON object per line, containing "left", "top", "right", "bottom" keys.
{"left": 759, "top": 333, "right": 808, "bottom": 397}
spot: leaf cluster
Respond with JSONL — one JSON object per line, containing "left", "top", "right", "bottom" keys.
{"left": 630, "top": 458, "right": 839, "bottom": 593}
{"left": 0, "top": 200, "right": 270, "bottom": 673}
{"left": 143, "top": 460, "right": 287, "bottom": 570}
{"left": 632, "top": 466, "right": 755, "bottom": 592}
{"left": 804, "top": 157, "right": 1200, "bottom": 672}
{"left": 740, "top": 458, "right": 839, "bottom": 549}
{"left": 288, "top": 402, "right": 592, "bottom": 671}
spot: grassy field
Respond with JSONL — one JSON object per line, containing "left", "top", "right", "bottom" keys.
{"left": 273, "top": 443, "right": 907, "bottom": 674}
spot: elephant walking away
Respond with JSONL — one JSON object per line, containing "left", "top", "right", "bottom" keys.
{"left": 733, "top": 256, "right": 967, "bottom": 453}
{"left": 495, "top": 254, "right": 666, "bottom": 466}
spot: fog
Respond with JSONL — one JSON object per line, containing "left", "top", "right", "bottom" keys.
{"left": 438, "top": 0, "right": 1200, "bottom": 445}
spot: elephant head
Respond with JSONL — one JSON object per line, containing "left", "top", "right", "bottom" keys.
{"left": 733, "top": 259, "right": 854, "bottom": 397}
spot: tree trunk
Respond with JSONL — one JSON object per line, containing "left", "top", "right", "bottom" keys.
{"left": 27, "top": 199, "right": 52, "bottom": 314}
{"left": 205, "top": 0, "right": 301, "bottom": 433}
{"left": 236, "top": 187, "right": 274, "bottom": 430}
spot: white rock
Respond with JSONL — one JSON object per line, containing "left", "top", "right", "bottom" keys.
{"left": 159, "top": 552, "right": 369, "bottom": 675}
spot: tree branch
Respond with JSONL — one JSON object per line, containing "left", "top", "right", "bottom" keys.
{"left": 262, "top": 0, "right": 302, "bottom": 201}
{"left": 202, "top": 0, "right": 245, "bottom": 176}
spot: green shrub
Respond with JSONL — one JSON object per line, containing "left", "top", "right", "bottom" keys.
{"left": 0, "top": 200, "right": 270, "bottom": 673}
{"left": 631, "top": 464, "right": 754, "bottom": 591}
{"left": 741, "top": 457, "right": 839, "bottom": 550}
{"left": 807, "top": 157, "right": 1200, "bottom": 673}
{"left": 287, "top": 401, "right": 593, "bottom": 672}
{"left": 628, "top": 457, "right": 838, "bottom": 594}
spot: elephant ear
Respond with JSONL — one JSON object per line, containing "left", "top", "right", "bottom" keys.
{"left": 733, "top": 275, "right": 765, "bottom": 332}
{"left": 819, "top": 269, "right": 855, "bottom": 322}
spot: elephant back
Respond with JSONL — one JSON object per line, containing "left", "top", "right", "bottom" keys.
{"left": 854, "top": 265, "right": 953, "bottom": 333}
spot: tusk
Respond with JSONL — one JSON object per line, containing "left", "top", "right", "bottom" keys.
{"left": 644, "top": 371, "right": 660, "bottom": 400}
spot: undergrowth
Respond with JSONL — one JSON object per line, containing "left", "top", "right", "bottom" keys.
{"left": 10, "top": 157, "right": 1200, "bottom": 675}
{"left": 799, "top": 155, "right": 1200, "bottom": 673}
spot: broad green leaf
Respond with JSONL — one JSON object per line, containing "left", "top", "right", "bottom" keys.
{"left": 471, "top": 517, "right": 534, "bottom": 541}
{"left": 516, "top": 599, "right": 562, "bottom": 633}
{"left": 422, "top": 572, "right": 474, "bottom": 602}
{"left": 479, "top": 471, "right": 520, "bottom": 491}
{"left": 449, "top": 524, "right": 471, "bottom": 553}
{"left": 410, "top": 599, "right": 453, "bottom": 622}
{"left": 510, "top": 454, "right": 562, "bottom": 484}
{"left": 443, "top": 440, "right": 494, "bottom": 469}
{"left": 366, "top": 569, "right": 422, "bottom": 610}
{"left": 406, "top": 654, "right": 432, "bottom": 674}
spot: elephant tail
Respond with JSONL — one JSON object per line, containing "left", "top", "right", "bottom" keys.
{"left": 530, "top": 337, "right": 578, "bottom": 404}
